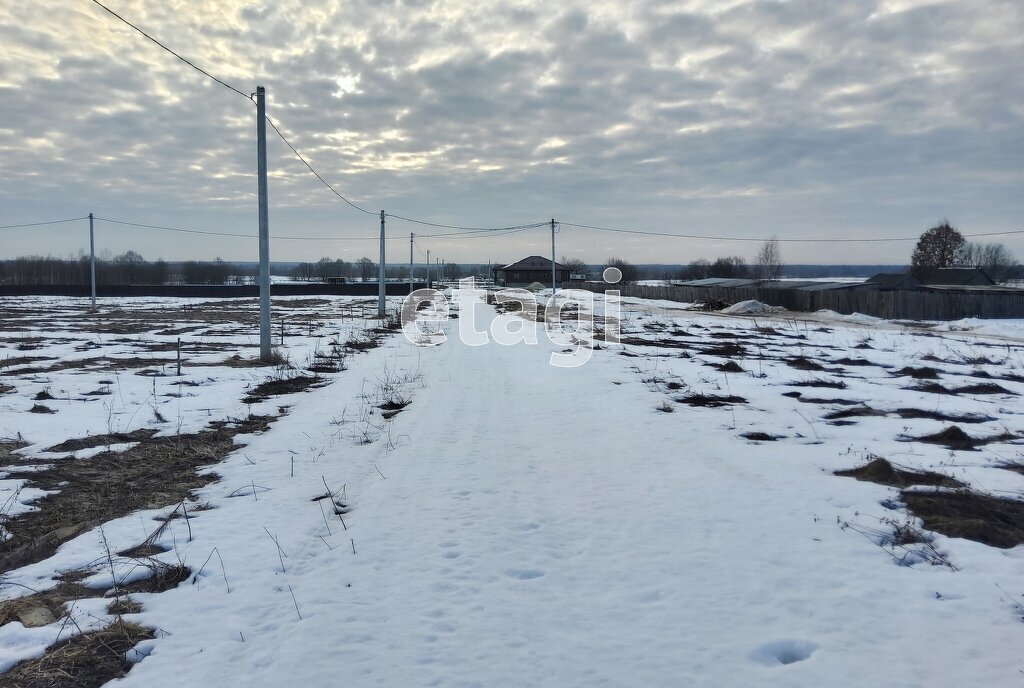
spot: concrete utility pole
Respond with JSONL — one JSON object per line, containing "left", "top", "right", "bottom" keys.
{"left": 550, "top": 218, "right": 557, "bottom": 296}
{"left": 378, "top": 210, "right": 386, "bottom": 317}
{"left": 88, "top": 213, "right": 96, "bottom": 309}
{"left": 409, "top": 233, "right": 414, "bottom": 294}
{"left": 256, "top": 86, "right": 272, "bottom": 361}
{"left": 426, "top": 249, "right": 431, "bottom": 289}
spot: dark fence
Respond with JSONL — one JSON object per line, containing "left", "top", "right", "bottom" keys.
{"left": 579, "top": 283, "right": 1024, "bottom": 320}
{"left": 0, "top": 283, "right": 428, "bottom": 298}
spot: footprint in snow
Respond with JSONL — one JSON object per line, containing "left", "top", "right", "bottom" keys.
{"left": 506, "top": 568, "right": 545, "bottom": 580}
{"left": 749, "top": 639, "right": 819, "bottom": 666}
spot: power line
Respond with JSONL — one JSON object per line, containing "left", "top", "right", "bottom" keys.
{"left": 264, "top": 116, "right": 378, "bottom": 217}
{"left": 559, "top": 221, "right": 1024, "bottom": 243}
{"left": 0, "top": 216, "right": 89, "bottom": 231}
{"left": 91, "top": 216, "right": 541, "bottom": 242}
{"left": 89, "top": 0, "right": 253, "bottom": 101}
{"left": 94, "top": 216, "right": 383, "bottom": 241}
{"left": 386, "top": 213, "right": 547, "bottom": 232}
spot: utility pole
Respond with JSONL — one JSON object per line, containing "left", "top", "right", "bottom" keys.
{"left": 88, "top": 213, "right": 96, "bottom": 309}
{"left": 256, "top": 86, "right": 272, "bottom": 361}
{"left": 426, "top": 249, "right": 431, "bottom": 289}
{"left": 550, "top": 218, "right": 557, "bottom": 296}
{"left": 378, "top": 210, "right": 386, "bottom": 316}
{"left": 409, "top": 232, "right": 414, "bottom": 294}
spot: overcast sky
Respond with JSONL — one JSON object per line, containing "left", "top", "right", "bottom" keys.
{"left": 1, "top": 0, "right": 1022, "bottom": 265}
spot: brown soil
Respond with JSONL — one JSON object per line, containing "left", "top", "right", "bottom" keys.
{"left": 788, "top": 378, "right": 846, "bottom": 389}
{"left": 894, "top": 366, "right": 941, "bottom": 379}
{"left": 786, "top": 357, "right": 825, "bottom": 371}
{"left": 824, "top": 406, "right": 887, "bottom": 420}
{"left": 242, "top": 376, "right": 323, "bottom": 404}
{"left": 46, "top": 429, "right": 158, "bottom": 453}
{"left": 675, "top": 393, "right": 746, "bottom": 408}
{"left": 832, "top": 357, "right": 876, "bottom": 367}
{"left": 894, "top": 408, "right": 994, "bottom": 424}
{"left": 901, "top": 491, "right": 1024, "bottom": 549}
{"left": 835, "top": 457, "right": 964, "bottom": 489}
{"left": 908, "top": 381, "right": 1016, "bottom": 396}
{"left": 908, "top": 426, "right": 1017, "bottom": 451}
{"left": 741, "top": 431, "right": 781, "bottom": 441}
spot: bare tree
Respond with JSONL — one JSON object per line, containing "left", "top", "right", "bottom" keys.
{"left": 560, "top": 256, "right": 589, "bottom": 277}
{"left": 960, "top": 241, "right": 1017, "bottom": 281}
{"left": 756, "top": 236, "right": 783, "bottom": 282}
{"left": 356, "top": 257, "right": 375, "bottom": 280}
{"left": 604, "top": 257, "right": 638, "bottom": 282}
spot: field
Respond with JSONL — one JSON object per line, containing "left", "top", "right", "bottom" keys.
{"left": 1, "top": 292, "right": 1022, "bottom": 686}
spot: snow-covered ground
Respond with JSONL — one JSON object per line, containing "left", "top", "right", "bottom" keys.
{"left": 1, "top": 292, "right": 1022, "bottom": 686}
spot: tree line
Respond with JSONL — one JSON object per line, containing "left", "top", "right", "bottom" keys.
{"left": 0, "top": 252, "right": 256, "bottom": 286}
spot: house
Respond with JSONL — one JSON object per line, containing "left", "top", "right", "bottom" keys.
{"left": 915, "top": 267, "right": 996, "bottom": 287}
{"left": 493, "top": 256, "right": 570, "bottom": 288}
{"left": 864, "top": 273, "right": 922, "bottom": 291}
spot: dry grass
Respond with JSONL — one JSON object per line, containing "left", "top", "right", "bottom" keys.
{"left": 2, "top": 620, "right": 153, "bottom": 688}
{"left": 0, "top": 415, "right": 273, "bottom": 574}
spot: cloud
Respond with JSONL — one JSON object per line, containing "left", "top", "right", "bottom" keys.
{"left": 0, "top": 0, "right": 1021, "bottom": 264}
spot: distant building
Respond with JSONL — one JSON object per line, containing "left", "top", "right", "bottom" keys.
{"left": 493, "top": 256, "right": 570, "bottom": 288}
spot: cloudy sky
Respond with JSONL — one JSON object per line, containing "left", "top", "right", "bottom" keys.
{"left": 1, "top": 0, "right": 1022, "bottom": 265}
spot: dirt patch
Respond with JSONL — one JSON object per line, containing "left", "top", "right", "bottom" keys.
{"left": 894, "top": 408, "right": 994, "bottom": 424}
{"left": 908, "top": 425, "right": 1017, "bottom": 451}
{"left": 824, "top": 406, "right": 887, "bottom": 421}
{"left": 242, "top": 376, "right": 323, "bottom": 404}
{"left": 0, "top": 383, "right": 14, "bottom": 395}
{"left": 699, "top": 342, "right": 746, "bottom": 357}
{"left": 0, "top": 355, "right": 56, "bottom": 370}
{"left": 835, "top": 457, "right": 964, "bottom": 489}
{"left": 675, "top": 393, "right": 746, "bottom": 408}
{"left": 379, "top": 399, "right": 409, "bottom": 420}
{"left": 832, "top": 357, "right": 877, "bottom": 367}
{"left": 741, "top": 431, "right": 781, "bottom": 441}
{"left": 893, "top": 366, "right": 941, "bottom": 379}
{"left": 29, "top": 404, "right": 56, "bottom": 414}
{"left": 1, "top": 620, "right": 153, "bottom": 688}
{"left": 46, "top": 429, "right": 158, "bottom": 454}
{"left": 788, "top": 378, "right": 846, "bottom": 389}
{"left": 901, "top": 491, "right": 1024, "bottom": 549}
{"left": 0, "top": 415, "right": 273, "bottom": 574}
{"left": 908, "top": 381, "right": 1016, "bottom": 396}
{"left": 783, "top": 391, "right": 862, "bottom": 406}
{"left": 620, "top": 336, "right": 690, "bottom": 350}
{"left": 786, "top": 356, "right": 825, "bottom": 372}
{"left": 712, "top": 361, "right": 744, "bottom": 373}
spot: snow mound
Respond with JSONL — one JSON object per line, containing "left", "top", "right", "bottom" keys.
{"left": 722, "top": 300, "right": 782, "bottom": 314}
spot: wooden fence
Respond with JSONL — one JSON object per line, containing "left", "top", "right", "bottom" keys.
{"left": 576, "top": 283, "right": 1024, "bottom": 321}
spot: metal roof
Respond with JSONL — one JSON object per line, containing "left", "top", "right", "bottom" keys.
{"left": 497, "top": 256, "right": 570, "bottom": 271}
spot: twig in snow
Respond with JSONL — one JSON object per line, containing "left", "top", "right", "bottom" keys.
{"left": 288, "top": 585, "right": 302, "bottom": 620}
{"left": 263, "top": 527, "right": 288, "bottom": 573}
{"left": 318, "top": 500, "right": 332, "bottom": 535}
{"left": 374, "top": 464, "right": 387, "bottom": 479}
{"left": 193, "top": 547, "right": 231, "bottom": 593}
